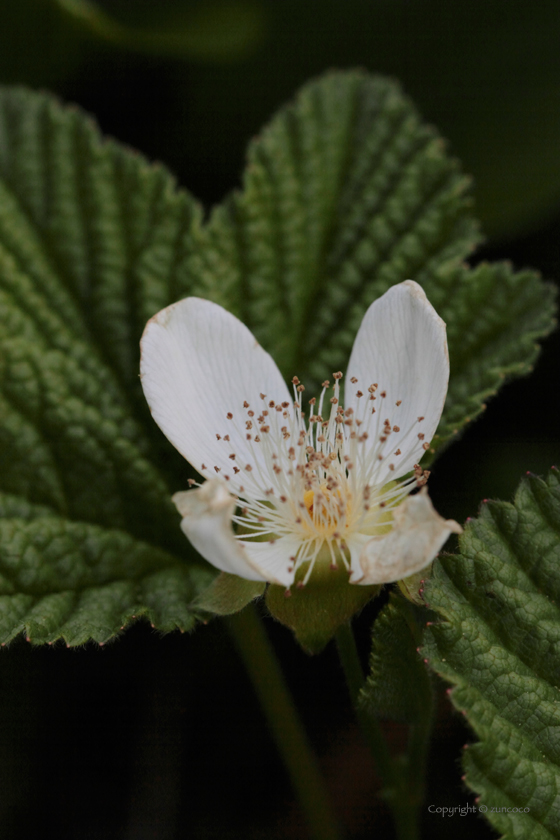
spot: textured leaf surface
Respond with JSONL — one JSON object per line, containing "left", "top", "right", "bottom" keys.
{"left": 0, "top": 494, "right": 211, "bottom": 645}
{"left": 0, "top": 77, "right": 555, "bottom": 644}
{"left": 189, "top": 71, "right": 555, "bottom": 458}
{"left": 0, "top": 87, "right": 212, "bottom": 644}
{"left": 423, "top": 468, "right": 560, "bottom": 837}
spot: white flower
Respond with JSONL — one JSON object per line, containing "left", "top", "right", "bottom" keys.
{"left": 140, "top": 281, "right": 461, "bottom": 589}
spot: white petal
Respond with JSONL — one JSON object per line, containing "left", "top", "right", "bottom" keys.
{"left": 140, "top": 298, "right": 292, "bottom": 489}
{"left": 346, "top": 281, "right": 449, "bottom": 483}
{"left": 173, "top": 480, "right": 264, "bottom": 581}
{"left": 173, "top": 480, "right": 297, "bottom": 587}
{"left": 351, "top": 488, "right": 462, "bottom": 585}
{"left": 241, "top": 538, "right": 302, "bottom": 589}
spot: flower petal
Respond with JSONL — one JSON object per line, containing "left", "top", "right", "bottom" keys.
{"left": 349, "top": 488, "right": 462, "bottom": 585}
{"left": 346, "top": 281, "right": 449, "bottom": 484}
{"left": 140, "top": 297, "right": 292, "bottom": 489}
{"left": 173, "top": 480, "right": 265, "bottom": 581}
{"left": 241, "top": 539, "right": 302, "bottom": 589}
{"left": 173, "top": 480, "right": 298, "bottom": 587}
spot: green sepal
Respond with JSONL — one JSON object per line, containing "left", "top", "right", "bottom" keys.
{"left": 359, "top": 594, "right": 433, "bottom": 723}
{"left": 192, "top": 572, "right": 265, "bottom": 617}
{"left": 266, "top": 565, "right": 380, "bottom": 654}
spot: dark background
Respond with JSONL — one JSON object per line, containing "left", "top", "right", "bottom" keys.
{"left": 0, "top": 1, "right": 559, "bottom": 837}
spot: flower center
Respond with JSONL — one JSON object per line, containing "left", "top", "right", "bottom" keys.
{"left": 302, "top": 484, "right": 347, "bottom": 537}
{"left": 200, "top": 371, "right": 430, "bottom": 586}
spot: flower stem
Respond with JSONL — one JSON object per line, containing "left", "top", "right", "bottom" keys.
{"left": 334, "top": 622, "right": 424, "bottom": 840}
{"left": 334, "top": 622, "right": 394, "bottom": 781}
{"left": 227, "top": 605, "right": 344, "bottom": 840}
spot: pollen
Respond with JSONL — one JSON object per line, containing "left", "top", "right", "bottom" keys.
{"left": 221, "top": 372, "right": 430, "bottom": 585}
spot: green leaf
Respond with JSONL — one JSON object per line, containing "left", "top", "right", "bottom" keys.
{"left": 423, "top": 468, "right": 560, "bottom": 837}
{"left": 190, "top": 71, "right": 555, "bottom": 452}
{"left": 0, "top": 87, "right": 212, "bottom": 644}
{"left": 0, "top": 495, "right": 213, "bottom": 645}
{"left": 198, "top": 70, "right": 480, "bottom": 381}
{"left": 428, "top": 262, "right": 557, "bottom": 458}
{"left": 360, "top": 594, "right": 432, "bottom": 724}
{"left": 0, "top": 75, "right": 555, "bottom": 645}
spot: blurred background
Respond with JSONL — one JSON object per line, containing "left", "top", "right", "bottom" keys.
{"left": 0, "top": 1, "right": 558, "bottom": 837}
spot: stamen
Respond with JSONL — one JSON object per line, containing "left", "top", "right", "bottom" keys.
{"left": 216, "top": 372, "right": 430, "bottom": 582}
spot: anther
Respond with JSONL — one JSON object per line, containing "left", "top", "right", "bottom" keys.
{"left": 418, "top": 416, "right": 424, "bottom": 422}
{"left": 226, "top": 413, "right": 233, "bottom": 420}
{"left": 380, "top": 391, "right": 386, "bottom": 398}
{"left": 187, "top": 478, "right": 196, "bottom": 486}
{"left": 201, "top": 463, "right": 207, "bottom": 470}
{"left": 333, "top": 371, "right": 343, "bottom": 380}
{"left": 321, "top": 380, "right": 330, "bottom": 388}
{"left": 243, "top": 401, "right": 249, "bottom": 408}
{"left": 393, "top": 426, "right": 400, "bottom": 432}
{"left": 216, "top": 434, "right": 222, "bottom": 440}
{"left": 396, "top": 400, "right": 402, "bottom": 406}
{"left": 229, "top": 453, "right": 236, "bottom": 460}
{"left": 214, "top": 466, "right": 221, "bottom": 473}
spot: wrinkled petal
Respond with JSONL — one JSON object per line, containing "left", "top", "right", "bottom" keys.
{"left": 141, "top": 297, "right": 292, "bottom": 491}
{"left": 173, "top": 479, "right": 297, "bottom": 587}
{"left": 349, "top": 488, "right": 462, "bottom": 585}
{"left": 346, "top": 281, "right": 449, "bottom": 484}
{"left": 173, "top": 481, "right": 265, "bottom": 581}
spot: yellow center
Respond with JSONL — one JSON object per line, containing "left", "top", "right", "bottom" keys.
{"left": 302, "top": 486, "right": 347, "bottom": 538}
